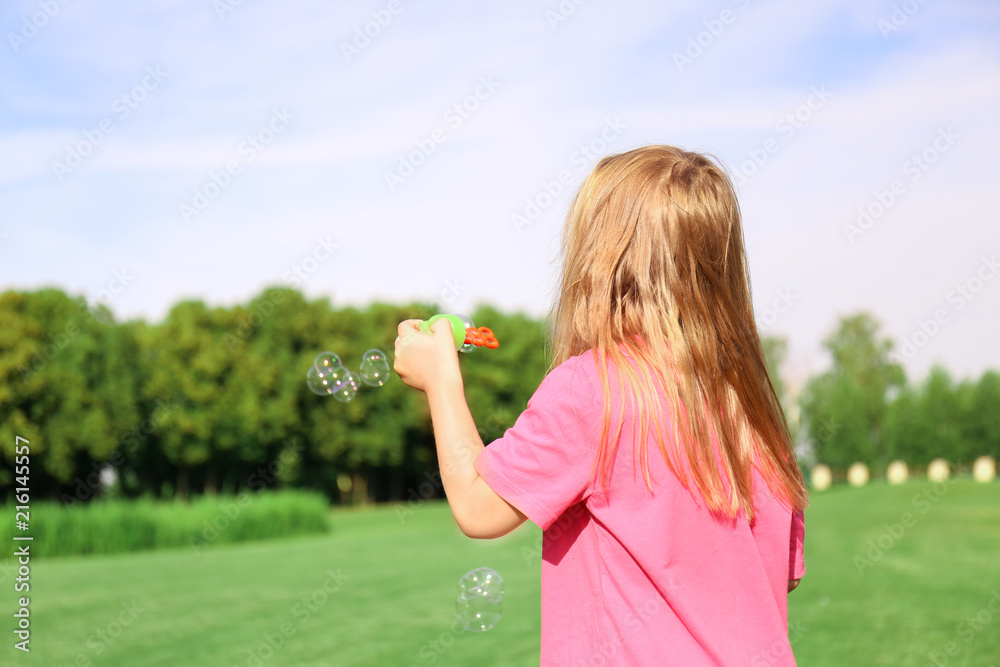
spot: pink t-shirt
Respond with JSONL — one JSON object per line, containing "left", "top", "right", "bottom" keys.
{"left": 475, "top": 351, "right": 806, "bottom": 666}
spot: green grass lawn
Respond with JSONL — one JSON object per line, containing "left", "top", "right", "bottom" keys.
{"left": 789, "top": 479, "right": 1000, "bottom": 666}
{"left": 1, "top": 480, "right": 998, "bottom": 666}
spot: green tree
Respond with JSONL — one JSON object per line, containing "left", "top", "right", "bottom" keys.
{"left": 920, "top": 366, "right": 963, "bottom": 462}
{"left": 760, "top": 334, "right": 798, "bottom": 442}
{"left": 0, "top": 289, "right": 139, "bottom": 499}
{"left": 761, "top": 336, "right": 788, "bottom": 406}
{"left": 959, "top": 370, "right": 1000, "bottom": 462}
{"left": 463, "top": 305, "right": 550, "bottom": 445}
{"left": 309, "top": 300, "right": 435, "bottom": 503}
{"left": 884, "top": 383, "right": 923, "bottom": 464}
{"left": 884, "top": 367, "right": 998, "bottom": 467}
{"left": 799, "top": 313, "right": 905, "bottom": 468}
{"left": 140, "top": 300, "right": 244, "bottom": 498}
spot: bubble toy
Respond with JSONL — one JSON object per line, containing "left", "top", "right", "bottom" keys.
{"left": 419, "top": 314, "right": 499, "bottom": 352}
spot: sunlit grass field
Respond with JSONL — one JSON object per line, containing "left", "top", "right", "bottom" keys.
{"left": 789, "top": 479, "right": 1000, "bottom": 666}
{"left": 1, "top": 480, "right": 997, "bottom": 666}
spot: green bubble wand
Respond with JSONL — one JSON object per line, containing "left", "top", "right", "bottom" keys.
{"left": 419, "top": 314, "right": 499, "bottom": 351}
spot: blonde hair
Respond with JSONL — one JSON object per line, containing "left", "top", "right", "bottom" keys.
{"left": 551, "top": 145, "right": 807, "bottom": 521}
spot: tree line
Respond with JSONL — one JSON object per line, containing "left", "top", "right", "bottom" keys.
{"left": 0, "top": 290, "right": 995, "bottom": 503}
{"left": 0, "top": 287, "right": 547, "bottom": 503}
{"left": 798, "top": 313, "right": 999, "bottom": 471}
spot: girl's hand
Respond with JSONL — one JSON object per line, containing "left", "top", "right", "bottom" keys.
{"left": 393, "top": 318, "right": 463, "bottom": 394}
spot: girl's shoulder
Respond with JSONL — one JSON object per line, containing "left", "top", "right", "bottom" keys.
{"left": 545, "top": 349, "right": 601, "bottom": 385}
{"left": 547, "top": 346, "right": 640, "bottom": 380}
{"left": 538, "top": 349, "right": 617, "bottom": 407}
{"left": 529, "top": 351, "right": 605, "bottom": 426}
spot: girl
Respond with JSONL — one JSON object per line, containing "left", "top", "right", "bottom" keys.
{"left": 394, "top": 145, "right": 807, "bottom": 666}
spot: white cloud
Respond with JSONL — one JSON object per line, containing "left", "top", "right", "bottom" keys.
{"left": 1, "top": 0, "right": 998, "bottom": 381}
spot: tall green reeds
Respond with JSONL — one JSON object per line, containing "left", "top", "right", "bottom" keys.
{"left": 1, "top": 491, "right": 330, "bottom": 558}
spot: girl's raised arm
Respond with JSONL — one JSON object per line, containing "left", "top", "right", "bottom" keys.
{"left": 394, "top": 318, "right": 526, "bottom": 538}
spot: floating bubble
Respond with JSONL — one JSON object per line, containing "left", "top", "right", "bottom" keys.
{"left": 359, "top": 349, "right": 391, "bottom": 387}
{"left": 306, "top": 365, "right": 334, "bottom": 396}
{"left": 328, "top": 365, "right": 352, "bottom": 387}
{"left": 457, "top": 315, "right": 476, "bottom": 354}
{"left": 307, "top": 361, "right": 351, "bottom": 396}
{"left": 331, "top": 370, "right": 361, "bottom": 403}
{"left": 308, "top": 348, "right": 391, "bottom": 401}
{"left": 313, "top": 351, "right": 342, "bottom": 372}
{"left": 455, "top": 567, "right": 504, "bottom": 632}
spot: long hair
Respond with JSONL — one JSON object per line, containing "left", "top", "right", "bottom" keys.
{"left": 550, "top": 145, "right": 808, "bottom": 521}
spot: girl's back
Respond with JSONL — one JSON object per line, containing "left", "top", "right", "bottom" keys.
{"left": 477, "top": 349, "right": 805, "bottom": 665}
{"left": 479, "top": 145, "right": 808, "bottom": 664}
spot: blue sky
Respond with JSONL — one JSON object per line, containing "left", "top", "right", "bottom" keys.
{"left": 1, "top": 0, "right": 998, "bottom": 391}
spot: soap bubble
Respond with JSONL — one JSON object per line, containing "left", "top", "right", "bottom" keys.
{"left": 331, "top": 370, "right": 360, "bottom": 403}
{"left": 313, "top": 351, "right": 342, "bottom": 371}
{"left": 457, "top": 315, "right": 476, "bottom": 354}
{"left": 306, "top": 365, "right": 334, "bottom": 396}
{"left": 307, "top": 348, "right": 391, "bottom": 400}
{"left": 359, "top": 349, "right": 391, "bottom": 387}
{"left": 455, "top": 567, "right": 504, "bottom": 632}
{"left": 306, "top": 362, "right": 351, "bottom": 396}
